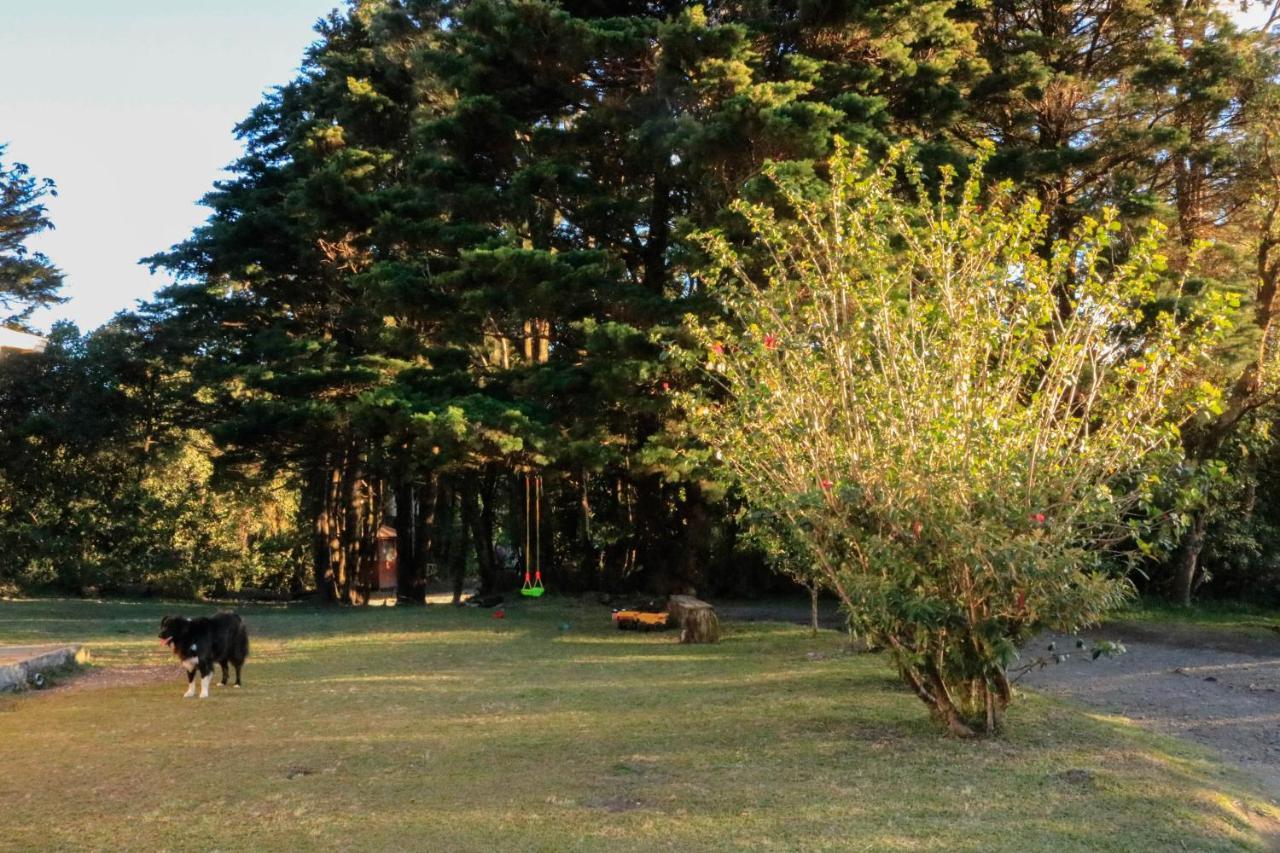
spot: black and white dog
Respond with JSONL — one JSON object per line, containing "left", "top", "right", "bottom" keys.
{"left": 158, "top": 612, "right": 249, "bottom": 699}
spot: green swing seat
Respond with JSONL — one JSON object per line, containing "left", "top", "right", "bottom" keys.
{"left": 519, "top": 571, "right": 545, "bottom": 596}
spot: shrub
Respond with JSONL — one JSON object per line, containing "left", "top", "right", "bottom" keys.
{"left": 686, "top": 141, "right": 1226, "bottom": 735}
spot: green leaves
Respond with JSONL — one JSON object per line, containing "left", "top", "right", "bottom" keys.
{"left": 686, "top": 142, "right": 1224, "bottom": 733}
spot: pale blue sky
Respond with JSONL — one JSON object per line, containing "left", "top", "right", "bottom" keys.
{"left": 1, "top": 1, "right": 339, "bottom": 332}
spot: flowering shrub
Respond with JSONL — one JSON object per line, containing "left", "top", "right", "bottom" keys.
{"left": 686, "top": 141, "right": 1227, "bottom": 735}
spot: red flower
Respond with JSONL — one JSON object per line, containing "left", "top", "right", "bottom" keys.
{"left": 764, "top": 334, "right": 779, "bottom": 350}
{"left": 711, "top": 342, "right": 725, "bottom": 355}
{"left": 661, "top": 382, "right": 670, "bottom": 391}
{"left": 1031, "top": 513, "right": 1046, "bottom": 524}
{"left": 820, "top": 479, "right": 834, "bottom": 491}
{"left": 1135, "top": 364, "right": 1146, "bottom": 374}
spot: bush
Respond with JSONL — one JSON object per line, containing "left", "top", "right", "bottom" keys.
{"left": 686, "top": 141, "right": 1226, "bottom": 735}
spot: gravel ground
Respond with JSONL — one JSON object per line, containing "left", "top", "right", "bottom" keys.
{"left": 1019, "top": 625, "right": 1280, "bottom": 797}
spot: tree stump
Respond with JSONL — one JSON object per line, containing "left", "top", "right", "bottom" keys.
{"left": 667, "top": 595, "right": 720, "bottom": 644}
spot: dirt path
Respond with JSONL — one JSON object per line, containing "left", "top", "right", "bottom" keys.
{"left": 1019, "top": 624, "right": 1280, "bottom": 796}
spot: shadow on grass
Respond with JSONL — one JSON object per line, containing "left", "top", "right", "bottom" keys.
{"left": 1, "top": 596, "right": 1277, "bottom": 851}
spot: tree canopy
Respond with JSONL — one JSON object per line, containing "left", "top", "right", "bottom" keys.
{"left": 0, "top": 145, "right": 64, "bottom": 327}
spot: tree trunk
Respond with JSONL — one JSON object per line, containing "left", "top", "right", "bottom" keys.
{"left": 809, "top": 583, "right": 820, "bottom": 636}
{"left": 1167, "top": 154, "right": 1280, "bottom": 603}
{"left": 678, "top": 482, "right": 709, "bottom": 594}
{"left": 509, "top": 472, "right": 528, "bottom": 582}
{"left": 576, "top": 470, "right": 599, "bottom": 589}
{"left": 449, "top": 488, "right": 470, "bottom": 605}
{"left": 536, "top": 318, "right": 549, "bottom": 363}
{"left": 318, "top": 461, "right": 348, "bottom": 604}
{"left": 422, "top": 475, "right": 446, "bottom": 580}
{"left": 644, "top": 167, "right": 670, "bottom": 295}
{"left": 629, "top": 474, "right": 668, "bottom": 593}
{"left": 923, "top": 657, "right": 979, "bottom": 738}
{"left": 668, "top": 595, "right": 720, "bottom": 643}
{"left": 340, "top": 449, "right": 365, "bottom": 605}
{"left": 393, "top": 479, "right": 414, "bottom": 598}
{"left": 463, "top": 477, "right": 497, "bottom": 594}
{"left": 394, "top": 478, "right": 431, "bottom": 604}
{"left": 305, "top": 464, "right": 339, "bottom": 604}
{"left": 1172, "top": 512, "right": 1208, "bottom": 607}
{"left": 319, "top": 446, "right": 351, "bottom": 604}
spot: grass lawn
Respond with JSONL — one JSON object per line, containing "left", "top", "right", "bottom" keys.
{"left": 1, "top": 597, "right": 1277, "bottom": 852}
{"left": 1113, "top": 597, "right": 1280, "bottom": 633}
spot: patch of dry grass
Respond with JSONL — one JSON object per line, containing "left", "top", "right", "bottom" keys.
{"left": 0, "top": 597, "right": 1276, "bottom": 851}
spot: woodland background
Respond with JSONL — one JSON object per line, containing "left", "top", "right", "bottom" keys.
{"left": 2, "top": 0, "right": 1278, "bottom": 606}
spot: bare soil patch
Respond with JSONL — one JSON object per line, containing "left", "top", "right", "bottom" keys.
{"left": 44, "top": 662, "right": 173, "bottom": 693}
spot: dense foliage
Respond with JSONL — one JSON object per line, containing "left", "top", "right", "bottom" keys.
{"left": 687, "top": 144, "right": 1224, "bottom": 733}
{"left": 2, "top": 0, "right": 1279, "bottom": 625}
{"left": 0, "top": 322, "right": 302, "bottom": 596}
{"left": 142, "top": 0, "right": 982, "bottom": 603}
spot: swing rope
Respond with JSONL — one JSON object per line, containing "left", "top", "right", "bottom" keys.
{"left": 522, "top": 473, "right": 545, "bottom": 597}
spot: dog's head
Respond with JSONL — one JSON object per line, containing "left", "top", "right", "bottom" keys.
{"left": 158, "top": 615, "right": 192, "bottom": 655}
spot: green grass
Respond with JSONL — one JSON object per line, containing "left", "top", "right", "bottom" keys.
{"left": 1, "top": 597, "right": 1276, "bottom": 852}
{"left": 1112, "top": 596, "right": 1280, "bottom": 631}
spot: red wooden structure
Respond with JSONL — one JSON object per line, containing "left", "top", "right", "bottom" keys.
{"left": 375, "top": 525, "right": 398, "bottom": 591}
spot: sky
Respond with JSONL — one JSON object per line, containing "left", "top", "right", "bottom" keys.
{"left": 3, "top": 3, "right": 1274, "bottom": 334}
{"left": 1, "top": 1, "right": 339, "bottom": 333}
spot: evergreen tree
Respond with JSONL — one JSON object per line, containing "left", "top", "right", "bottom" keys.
{"left": 0, "top": 145, "right": 64, "bottom": 326}
{"left": 150, "top": 4, "right": 427, "bottom": 602}
{"left": 137, "top": 0, "right": 1280, "bottom": 607}
{"left": 374, "top": 0, "right": 984, "bottom": 594}
{"left": 961, "top": 0, "right": 1280, "bottom": 601}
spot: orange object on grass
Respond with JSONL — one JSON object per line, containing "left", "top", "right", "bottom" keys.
{"left": 612, "top": 610, "right": 671, "bottom": 630}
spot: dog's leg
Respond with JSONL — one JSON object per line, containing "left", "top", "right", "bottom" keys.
{"left": 198, "top": 662, "right": 213, "bottom": 699}
{"left": 219, "top": 661, "right": 229, "bottom": 686}
{"left": 233, "top": 662, "right": 242, "bottom": 688}
{"left": 182, "top": 658, "right": 198, "bottom": 698}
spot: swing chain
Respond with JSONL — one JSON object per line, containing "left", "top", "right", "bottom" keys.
{"left": 522, "top": 472, "right": 546, "bottom": 596}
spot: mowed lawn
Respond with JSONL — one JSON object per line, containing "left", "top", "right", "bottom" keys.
{"left": 0, "top": 598, "right": 1276, "bottom": 852}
